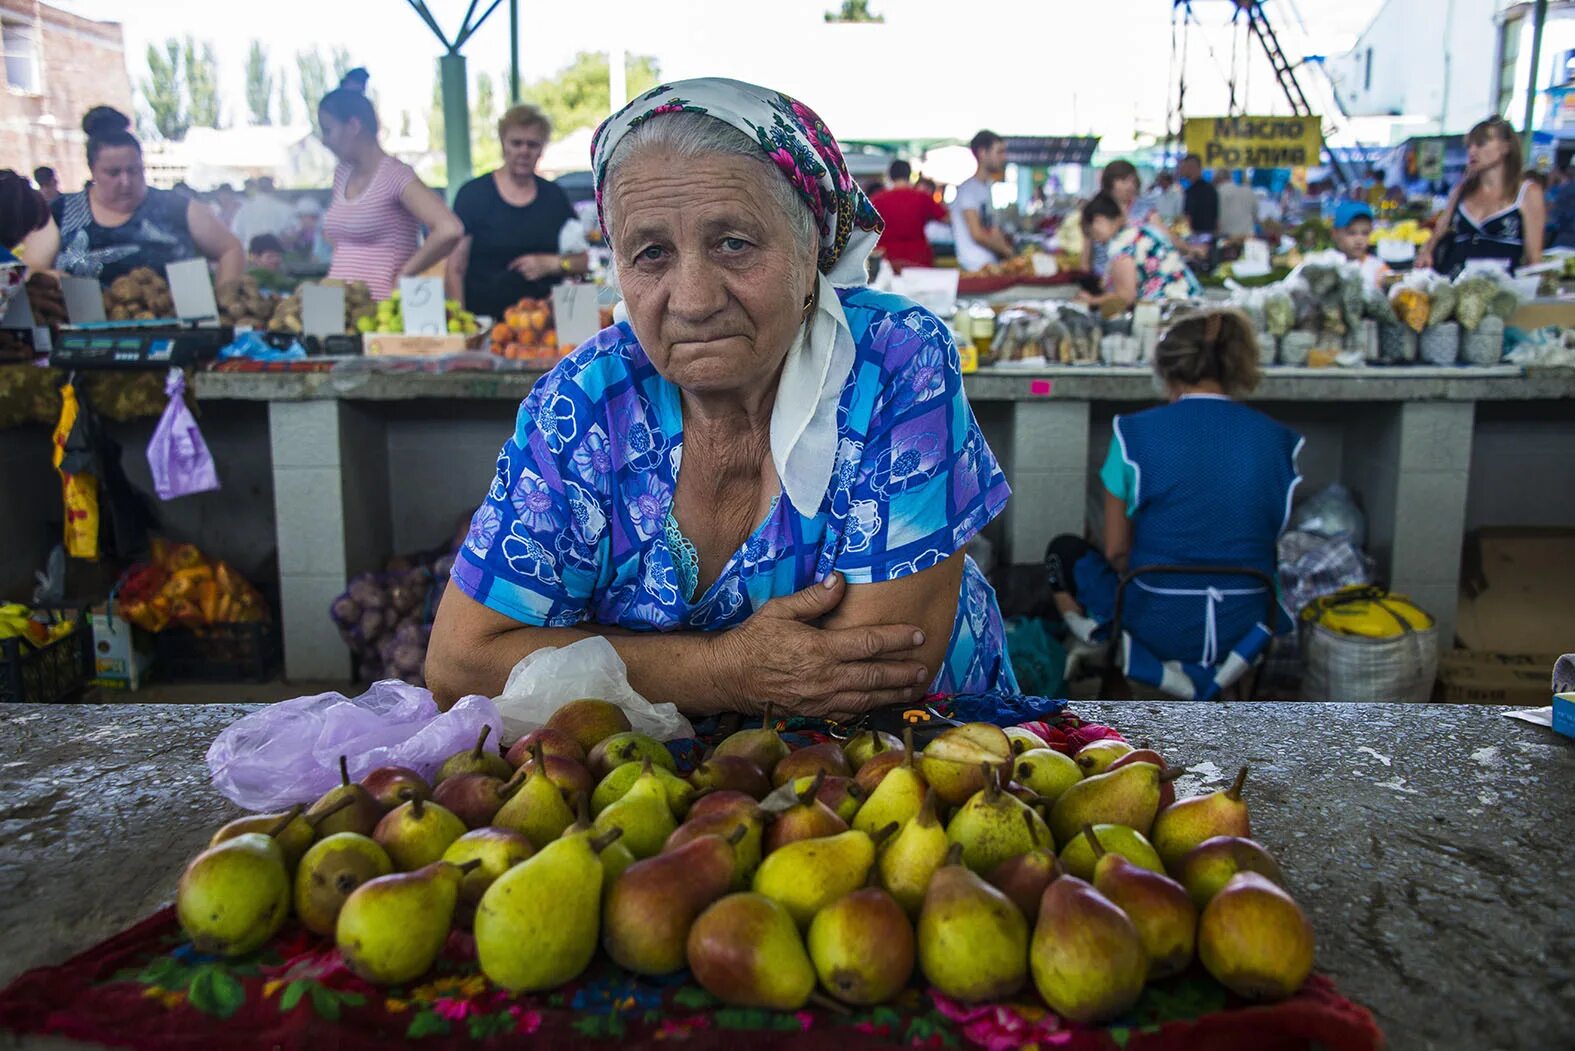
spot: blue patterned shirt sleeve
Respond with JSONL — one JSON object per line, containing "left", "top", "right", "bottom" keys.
{"left": 830, "top": 301, "right": 1010, "bottom": 584}
{"left": 450, "top": 342, "right": 618, "bottom": 627}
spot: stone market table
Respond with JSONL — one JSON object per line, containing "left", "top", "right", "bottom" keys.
{"left": 0, "top": 701, "right": 1571, "bottom": 1050}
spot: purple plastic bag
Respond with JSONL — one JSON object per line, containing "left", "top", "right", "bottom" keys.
{"left": 147, "top": 368, "right": 219, "bottom": 501}
{"left": 205, "top": 679, "right": 503, "bottom": 811}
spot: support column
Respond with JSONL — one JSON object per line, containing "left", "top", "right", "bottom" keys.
{"left": 269, "top": 401, "right": 391, "bottom": 681}
{"left": 1388, "top": 401, "right": 1475, "bottom": 649}
{"left": 440, "top": 52, "right": 471, "bottom": 203}
{"left": 1003, "top": 399, "right": 1090, "bottom": 565}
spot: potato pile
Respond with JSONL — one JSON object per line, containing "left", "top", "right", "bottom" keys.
{"left": 217, "top": 276, "right": 274, "bottom": 329}
{"left": 105, "top": 267, "right": 174, "bottom": 321}
{"left": 25, "top": 273, "right": 66, "bottom": 327}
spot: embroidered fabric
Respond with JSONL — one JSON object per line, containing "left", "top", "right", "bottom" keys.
{"left": 664, "top": 512, "right": 700, "bottom": 603}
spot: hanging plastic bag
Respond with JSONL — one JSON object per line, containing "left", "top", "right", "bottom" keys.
{"left": 206, "top": 679, "right": 503, "bottom": 811}
{"left": 146, "top": 368, "right": 219, "bottom": 501}
{"left": 493, "top": 635, "right": 694, "bottom": 741}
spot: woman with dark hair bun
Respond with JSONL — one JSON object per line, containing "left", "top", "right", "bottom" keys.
{"left": 48, "top": 106, "right": 243, "bottom": 289}
{"left": 1045, "top": 308, "right": 1302, "bottom": 700}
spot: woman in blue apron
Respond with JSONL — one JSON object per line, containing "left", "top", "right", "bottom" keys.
{"left": 1045, "top": 309, "right": 1301, "bottom": 699}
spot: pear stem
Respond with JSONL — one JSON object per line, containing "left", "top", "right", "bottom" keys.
{"left": 307, "top": 794, "right": 355, "bottom": 827}
{"left": 573, "top": 791, "right": 591, "bottom": 828}
{"left": 871, "top": 821, "right": 900, "bottom": 848}
{"left": 473, "top": 724, "right": 492, "bottom": 760}
{"left": 410, "top": 794, "right": 426, "bottom": 821}
{"left": 1081, "top": 823, "right": 1106, "bottom": 859}
{"left": 338, "top": 754, "right": 351, "bottom": 788}
{"left": 871, "top": 732, "right": 886, "bottom": 757}
{"left": 799, "top": 769, "right": 827, "bottom": 807}
{"left": 265, "top": 805, "right": 304, "bottom": 839}
{"left": 531, "top": 739, "right": 546, "bottom": 773}
{"left": 726, "top": 823, "right": 748, "bottom": 846}
{"left": 982, "top": 762, "right": 999, "bottom": 801}
{"left": 943, "top": 842, "right": 964, "bottom": 867}
{"left": 808, "top": 991, "right": 852, "bottom": 1016}
{"left": 1227, "top": 765, "right": 1249, "bottom": 800}
{"left": 902, "top": 726, "right": 916, "bottom": 768}
{"left": 589, "top": 827, "right": 624, "bottom": 853}
{"left": 500, "top": 764, "right": 529, "bottom": 798}
{"left": 846, "top": 782, "right": 866, "bottom": 801}
{"left": 761, "top": 701, "right": 774, "bottom": 732}
{"left": 1159, "top": 766, "right": 1187, "bottom": 784}
{"left": 452, "top": 858, "right": 484, "bottom": 876}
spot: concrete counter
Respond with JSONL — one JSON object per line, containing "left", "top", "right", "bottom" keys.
{"left": 0, "top": 700, "right": 1570, "bottom": 1050}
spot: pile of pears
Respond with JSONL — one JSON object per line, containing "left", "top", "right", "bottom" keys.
{"left": 176, "top": 700, "right": 1316, "bottom": 1022}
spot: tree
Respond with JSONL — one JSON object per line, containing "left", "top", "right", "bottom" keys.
{"left": 184, "top": 37, "right": 221, "bottom": 129}
{"left": 825, "top": 0, "right": 884, "bottom": 22}
{"left": 245, "top": 41, "right": 272, "bottom": 125}
{"left": 142, "top": 40, "right": 187, "bottom": 141}
{"left": 472, "top": 70, "right": 500, "bottom": 174}
{"left": 522, "top": 52, "right": 661, "bottom": 138}
{"left": 277, "top": 71, "right": 294, "bottom": 126}
{"left": 298, "top": 48, "right": 330, "bottom": 131}
{"left": 331, "top": 47, "right": 353, "bottom": 83}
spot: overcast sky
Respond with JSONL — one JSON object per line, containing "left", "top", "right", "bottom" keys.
{"left": 57, "top": 0, "right": 1386, "bottom": 147}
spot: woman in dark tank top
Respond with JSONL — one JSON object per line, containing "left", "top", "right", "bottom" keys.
{"left": 1419, "top": 116, "right": 1545, "bottom": 278}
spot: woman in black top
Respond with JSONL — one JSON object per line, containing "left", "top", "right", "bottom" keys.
{"left": 444, "top": 105, "right": 588, "bottom": 319}
{"left": 1419, "top": 116, "right": 1545, "bottom": 277}
{"left": 45, "top": 107, "right": 243, "bottom": 289}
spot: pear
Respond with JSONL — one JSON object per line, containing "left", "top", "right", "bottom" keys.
{"left": 436, "top": 725, "right": 514, "bottom": 784}
{"left": 842, "top": 729, "right": 902, "bottom": 772}
{"left": 1152, "top": 767, "right": 1252, "bottom": 871}
{"left": 491, "top": 749, "right": 576, "bottom": 849}
{"left": 807, "top": 875, "right": 915, "bottom": 1006}
{"left": 1030, "top": 876, "right": 1148, "bottom": 1023}
{"left": 687, "top": 892, "right": 816, "bottom": 1009}
{"left": 211, "top": 800, "right": 352, "bottom": 871}
{"left": 685, "top": 790, "right": 766, "bottom": 826}
{"left": 586, "top": 731, "right": 677, "bottom": 780}
{"left": 475, "top": 827, "right": 623, "bottom": 991}
{"left": 853, "top": 747, "right": 908, "bottom": 795}
{"left": 360, "top": 765, "right": 430, "bottom": 811}
{"left": 1058, "top": 823, "right": 1164, "bottom": 881}
{"left": 853, "top": 728, "right": 926, "bottom": 837}
{"left": 771, "top": 740, "right": 853, "bottom": 788}
{"left": 1015, "top": 748, "right": 1083, "bottom": 804}
{"left": 1198, "top": 872, "right": 1315, "bottom": 1001}
{"left": 764, "top": 771, "right": 848, "bottom": 853}
{"left": 593, "top": 760, "right": 677, "bottom": 857}
{"left": 665, "top": 810, "right": 765, "bottom": 890}
{"left": 878, "top": 789, "right": 949, "bottom": 916}
{"left": 984, "top": 847, "right": 1061, "bottom": 924}
{"left": 515, "top": 750, "right": 597, "bottom": 800}
{"left": 307, "top": 756, "right": 384, "bottom": 837}
{"left": 544, "top": 698, "right": 632, "bottom": 753}
{"left": 603, "top": 826, "right": 743, "bottom": 974}
{"left": 946, "top": 765, "right": 1054, "bottom": 872}
{"left": 753, "top": 826, "right": 888, "bottom": 928}
{"left": 1003, "top": 726, "right": 1050, "bottom": 755}
{"left": 918, "top": 722, "right": 1013, "bottom": 807}
{"left": 1176, "top": 836, "right": 1286, "bottom": 908}
{"left": 293, "top": 832, "right": 393, "bottom": 936}
{"left": 711, "top": 703, "right": 791, "bottom": 778}
{"left": 917, "top": 845, "right": 1028, "bottom": 1002}
{"left": 792, "top": 775, "right": 864, "bottom": 824}
{"left": 563, "top": 794, "right": 637, "bottom": 890}
{"left": 177, "top": 832, "right": 290, "bottom": 956}
{"left": 1074, "top": 739, "right": 1134, "bottom": 776}
{"left": 1049, "top": 760, "right": 1175, "bottom": 845}
{"left": 441, "top": 827, "right": 533, "bottom": 926}
{"left": 1109, "top": 748, "right": 1178, "bottom": 809}
{"left": 432, "top": 772, "right": 513, "bottom": 829}
{"left": 372, "top": 790, "right": 467, "bottom": 871}
{"left": 688, "top": 754, "right": 772, "bottom": 799}
{"left": 504, "top": 727, "right": 587, "bottom": 768}
{"left": 1084, "top": 825, "right": 1196, "bottom": 980}
{"left": 337, "top": 859, "right": 477, "bottom": 984}
{"left": 592, "top": 761, "right": 693, "bottom": 817}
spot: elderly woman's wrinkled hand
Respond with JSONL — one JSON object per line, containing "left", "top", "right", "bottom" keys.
{"left": 713, "top": 573, "right": 932, "bottom": 720}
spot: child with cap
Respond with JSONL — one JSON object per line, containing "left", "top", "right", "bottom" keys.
{"left": 1333, "top": 200, "right": 1389, "bottom": 288}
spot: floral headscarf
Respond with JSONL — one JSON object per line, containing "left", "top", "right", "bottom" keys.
{"left": 591, "top": 78, "right": 884, "bottom": 287}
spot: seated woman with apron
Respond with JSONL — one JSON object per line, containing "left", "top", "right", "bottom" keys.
{"left": 1045, "top": 309, "right": 1302, "bottom": 699}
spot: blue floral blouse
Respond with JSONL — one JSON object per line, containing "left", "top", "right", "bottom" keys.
{"left": 453, "top": 286, "right": 1019, "bottom": 696}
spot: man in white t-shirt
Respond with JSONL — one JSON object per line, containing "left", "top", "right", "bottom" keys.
{"left": 951, "top": 130, "right": 1015, "bottom": 270}
{"left": 1214, "top": 168, "right": 1259, "bottom": 239}
{"left": 230, "top": 177, "right": 297, "bottom": 251}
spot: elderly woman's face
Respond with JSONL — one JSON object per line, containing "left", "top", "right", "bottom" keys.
{"left": 611, "top": 151, "right": 814, "bottom": 396}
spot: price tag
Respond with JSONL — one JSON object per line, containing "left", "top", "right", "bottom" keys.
{"left": 400, "top": 276, "right": 446, "bottom": 336}
{"left": 60, "top": 275, "right": 106, "bottom": 324}
{"left": 551, "top": 282, "right": 601, "bottom": 348}
{"left": 301, "top": 283, "right": 346, "bottom": 339}
{"left": 166, "top": 258, "right": 219, "bottom": 320}
{"left": 1, "top": 283, "right": 34, "bottom": 330}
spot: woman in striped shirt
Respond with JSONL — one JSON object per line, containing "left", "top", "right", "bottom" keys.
{"left": 318, "top": 85, "right": 463, "bottom": 300}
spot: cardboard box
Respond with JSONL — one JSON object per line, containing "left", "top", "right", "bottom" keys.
{"left": 1436, "top": 649, "right": 1560, "bottom": 707}
{"left": 1553, "top": 692, "right": 1575, "bottom": 739}
{"left": 1456, "top": 528, "right": 1575, "bottom": 656}
{"left": 362, "top": 333, "right": 469, "bottom": 357}
{"left": 90, "top": 609, "right": 154, "bottom": 689}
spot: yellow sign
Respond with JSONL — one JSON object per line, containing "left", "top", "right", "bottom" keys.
{"left": 1183, "top": 116, "right": 1323, "bottom": 169}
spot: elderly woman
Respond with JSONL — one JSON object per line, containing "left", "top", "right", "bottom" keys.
{"left": 427, "top": 78, "right": 1017, "bottom": 717}
{"left": 445, "top": 104, "right": 590, "bottom": 318}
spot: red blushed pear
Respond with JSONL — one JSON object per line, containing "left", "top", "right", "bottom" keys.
{"left": 689, "top": 755, "right": 773, "bottom": 800}
{"left": 504, "top": 727, "right": 587, "bottom": 769}
{"left": 360, "top": 765, "right": 431, "bottom": 812}
{"left": 1108, "top": 747, "right": 1179, "bottom": 810}
{"left": 1151, "top": 766, "right": 1251, "bottom": 871}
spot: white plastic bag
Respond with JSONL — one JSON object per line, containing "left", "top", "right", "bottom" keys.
{"left": 494, "top": 635, "right": 694, "bottom": 741}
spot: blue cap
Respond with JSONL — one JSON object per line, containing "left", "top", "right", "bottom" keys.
{"left": 1334, "top": 201, "right": 1373, "bottom": 229}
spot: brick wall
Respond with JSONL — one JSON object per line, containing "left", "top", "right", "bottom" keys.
{"left": 0, "top": 0, "right": 133, "bottom": 192}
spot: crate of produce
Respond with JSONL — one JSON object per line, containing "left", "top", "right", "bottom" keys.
{"left": 0, "top": 609, "right": 94, "bottom": 704}
{"left": 153, "top": 620, "right": 279, "bottom": 682}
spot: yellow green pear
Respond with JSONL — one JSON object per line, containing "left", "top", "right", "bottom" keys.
{"left": 1030, "top": 876, "right": 1147, "bottom": 1023}
{"left": 294, "top": 832, "right": 394, "bottom": 936}
{"left": 177, "top": 832, "right": 291, "bottom": 957}
{"left": 807, "top": 879, "right": 915, "bottom": 1006}
{"left": 1048, "top": 761, "right": 1170, "bottom": 845}
{"left": 917, "top": 844, "right": 1028, "bottom": 1002}
{"left": 879, "top": 789, "right": 950, "bottom": 915}
{"left": 591, "top": 761, "right": 693, "bottom": 817}
{"left": 492, "top": 759, "right": 576, "bottom": 849}
{"left": 853, "top": 728, "right": 926, "bottom": 837}
{"left": 1057, "top": 823, "right": 1163, "bottom": 881}
{"left": 687, "top": 893, "right": 815, "bottom": 1009}
{"left": 1014, "top": 748, "right": 1083, "bottom": 803}
{"left": 1084, "top": 825, "right": 1196, "bottom": 980}
{"left": 1074, "top": 739, "right": 1133, "bottom": 776}
{"left": 945, "top": 766, "right": 1053, "bottom": 872}
{"left": 1151, "top": 766, "right": 1252, "bottom": 871}
{"left": 593, "top": 760, "right": 678, "bottom": 857}
{"left": 1198, "top": 872, "right": 1314, "bottom": 1001}
{"left": 336, "top": 859, "right": 477, "bottom": 984}
{"left": 753, "top": 826, "right": 886, "bottom": 928}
